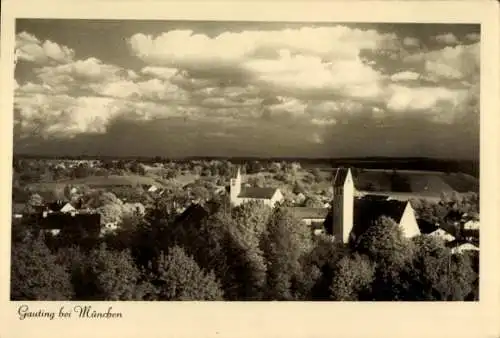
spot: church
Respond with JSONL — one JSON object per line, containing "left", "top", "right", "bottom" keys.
{"left": 228, "top": 166, "right": 420, "bottom": 244}
{"left": 324, "top": 167, "right": 421, "bottom": 244}
{"left": 229, "top": 167, "right": 284, "bottom": 208}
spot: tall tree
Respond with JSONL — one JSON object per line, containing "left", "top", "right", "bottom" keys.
{"left": 221, "top": 203, "right": 269, "bottom": 300}
{"left": 303, "top": 195, "right": 324, "bottom": 208}
{"left": 69, "top": 244, "right": 145, "bottom": 301}
{"left": 11, "top": 233, "right": 73, "bottom": 300}
{"left": 151, "top": 246, "right": 224, "bottom": 301}
{"left": 261, "top": 206, "right": 313, "bottom": 300}
{"left": 329, "top": 253, "right": 375, "bottom": 301}
{"left": 355, "top": 216, "right": 414, "bottom": 300}
{"left": 407, "top": 235, "right": 477, "bottom": 300}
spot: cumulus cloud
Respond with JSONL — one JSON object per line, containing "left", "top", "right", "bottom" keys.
{"left": 102, "top": 78, "right": 188, "bottom": 102}
{"left": 192, "top": 85, "right": 261, "bottom": 102}
{"left": 128, "top": 26, "right": 398, "bottom": 66}
{"left": 465, "top": 32, "right": 480, "bottom": 42}
{"left": 128, "top": 26, "right": 395, "bottom": 101}
{"left": 311, "top": 117, "right": 337, "bottom": 126}
{"left": 404, "top": 42, "right": 479, "bottom": 82}
{"left": 390, "top": 71, "right": 420, "bottom": 81}
{"left": 23, "top": 51, "right": 190, "bottom": 103}
{"left": 433, "top": 33, "right": 459, "bottom": 45}
{"left": 424, "top": 60, "right": 463, "bottom": 80}
{"left": 13, "top": 90, "right": 196, "bottom": 139}
{"left": 16, "top": 31, "right": 74, "bottom": 64}
{"left": 386, "top": 84, "right": 468, "bottom": 121}
{"left": 403, "top": 37, "right": 420, "bottom": 48}
{"left": 247, "top": 52, "right": 384, "bottom": 101}
{"left": 306, "top": 100, "right": 364, "bottom": 118}
{"left": 35, "top": 57, "right": 125, "bottom": 85}
{"left": 13, "top": 24, "right": 480, "bottom": 158}
{"left": 17, "top": 81, "right": 55, "bottom": 94}
{"left": 141, "top": 66, "right": 178, "bottom": 80}
{"left": 264, "top": 96, "right": 307, "bottom": 117}
{"left": 14, "top": 94, "right": 120, "bottom": 137}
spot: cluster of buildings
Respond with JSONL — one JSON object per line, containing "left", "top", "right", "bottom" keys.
{"left": 13, "top": 199, "right": 102, "bottom": 246}
{"left": 227, "top": 167, "right": 479, "bottom": 253}
{"left": 12, "top": 163, "right": 479, "bottom": 255}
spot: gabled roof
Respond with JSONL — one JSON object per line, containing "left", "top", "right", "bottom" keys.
{"left": 60, "top": 203, "right": 77, "bottom": 212}
{"left": 36, "top": 212, "right": 101, "bottom": 232}
{"left": 175, "top": 203, "right": 210, "bottom": 225}
{"left": 429, "top": 228, "right": 456, "bottom": 241}
{"left": 290, "top": 207, "right": 329, "bottom": 220}
{"left": 354, "top": 198, "right": 408, "bottom": 225}
{"left": 450, "top": 242, "right": 479, "bottom": 254}
{"left": 417, "top": 218, "right": 439, "bottom": 234}
{"left": 238, "top": 187, "right": 277, "bottom": 199}
{"left": 324, "top": 198, "right": 411, "bottom": 237}
{"left": 47, "top": 200, "right": 69, "bottom": 212}
{"left": 332, "top": 168, "right": 351, "bottom": 187}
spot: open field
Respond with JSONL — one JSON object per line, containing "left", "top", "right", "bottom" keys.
{"left": 440, "top": 173, "right": 479, "bottom": 193}
{"left": 324, "top": 168, "right": 478, "bottom": 197}
{"left": 174, "top": 173, "right": 200, "bottom": 187}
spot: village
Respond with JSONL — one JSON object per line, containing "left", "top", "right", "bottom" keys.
{"left": 12, "top": 157, "right": 480, "bottom": 255}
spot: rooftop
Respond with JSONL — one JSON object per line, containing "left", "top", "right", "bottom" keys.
{"left": 290, "top": 207, "right": 329, "bottom": 220}
{"left": 238, "top": 187, "right": 277, "bottom": 199}
{"left": 324, "top": 197, "right": 411, "bottom": 237}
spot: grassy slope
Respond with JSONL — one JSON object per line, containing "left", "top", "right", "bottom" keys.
{"left": 354, "top": 170, "right": 478, "bottom": 196}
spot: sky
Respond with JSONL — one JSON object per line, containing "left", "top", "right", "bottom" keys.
{"left": 13, "top": 20, "right": 480, "bottom": 159}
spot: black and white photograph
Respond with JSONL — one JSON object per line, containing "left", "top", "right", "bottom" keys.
{"left": 2, "top": 1, "right": 500, "bottom": 338}
{"left": 8, "top": 17, "right": 485, "bottom": 303}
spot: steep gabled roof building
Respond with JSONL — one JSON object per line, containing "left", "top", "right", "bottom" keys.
{"left": 229, "top": 167, "right": 283, "bottom": 208}
{"left": 325, "top": 167, "right": 421, "bottom": 244}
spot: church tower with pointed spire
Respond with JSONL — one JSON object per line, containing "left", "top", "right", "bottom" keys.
{"left": 332, "top": 167, "right": 355, "bottom": 243}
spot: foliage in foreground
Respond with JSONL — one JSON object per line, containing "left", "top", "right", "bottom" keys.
{"left": 11, "top": 200, "right": 478, "bottom": 301}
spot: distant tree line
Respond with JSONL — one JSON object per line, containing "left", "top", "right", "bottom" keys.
{"left": 14, "top": 154, "right": 480, "bottom": 177}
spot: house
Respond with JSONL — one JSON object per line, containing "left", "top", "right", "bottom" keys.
{"left": 147, "top": 185, "right": 159, "bottom": 193}
{"left": 290, "top": 207, "right": 329, "bottom": 226}
{"left": 173, "top": 201, "right": 222, "bottom": 229}
{"left": 47, "top": 200, "right": 78, "bottom": 214}
{"left": 464, "top": 220, "right": 480, "bottom": 230}
{"left": 451, "top": 242, "right": 480, "bottom": 254}
{"left": 324, "top": 168, "right": 421, "bottom": 244}
{"left": 229, "top": 167, "right": 283, "bottom": 208}
{"left": 60, "top": 202, "right": 77, "bottom": 213}
{"left": 290, "top": 207, "right": 330, "bottom": 236}
{"left": 429, "top": 228, "right": 456, "bottom": 242}
{"left": 33, "top": 212, "right": 102, "bottom": 246}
